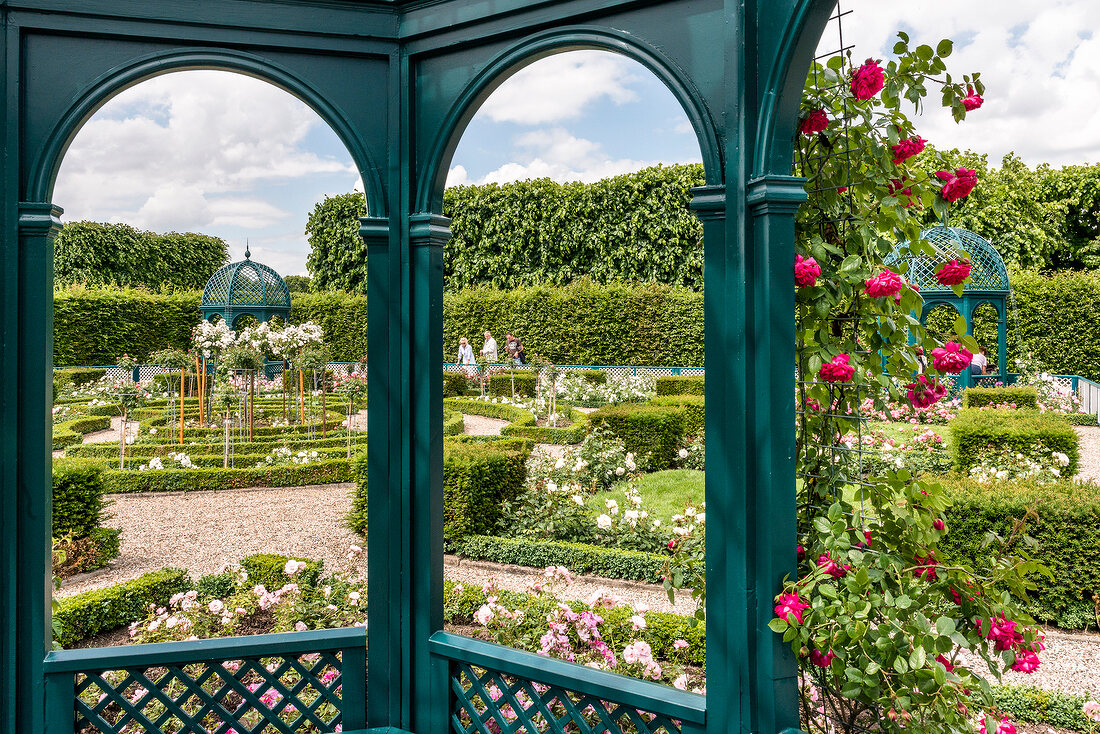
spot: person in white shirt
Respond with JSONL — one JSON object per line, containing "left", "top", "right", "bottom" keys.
{"left": 970, "top": 346, "right": 988, "bottom": 376}
{"left": 457, "top": 337, "right": 475, "bottom": 374}
{"left": 481, "top": 331, "right": 498, "bottom": 362}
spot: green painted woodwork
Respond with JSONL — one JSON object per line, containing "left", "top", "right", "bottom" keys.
{"left": 201, "top": 249, "right": 292, "bottom": 328}
{"left": 43, "top": 628, "right": 367, "bottom": 734}
{"left": 0, "top": 2, "right": 838, "bottom": 734}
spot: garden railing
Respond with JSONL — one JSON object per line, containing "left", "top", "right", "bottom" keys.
{"left": 43, "top": 628, "right": 366, "bottom": 734}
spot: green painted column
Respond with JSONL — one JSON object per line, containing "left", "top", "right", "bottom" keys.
{"left": 746, "top": 175, "right": 807, "bottom": 734}
{"left": 408, "top": 213, "right": 450, "bottom": 734}
{"left": 997, "top": 302, "right": 1008, "bottom": 384}
{"left": 13, "top": 202, "right": 62, "bottom": 734}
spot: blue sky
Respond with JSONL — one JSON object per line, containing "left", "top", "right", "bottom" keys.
{"left": 53, "top": 2, "right": 1100, "bottom": 277}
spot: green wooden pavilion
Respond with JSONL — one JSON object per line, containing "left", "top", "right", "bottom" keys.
{"left": 1, "top": 1, "right": 838, "bottom": 733}
{"left": 201, "top": 248, "right": 293, "bottom": 329}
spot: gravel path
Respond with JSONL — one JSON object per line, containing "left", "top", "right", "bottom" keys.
{"left": 957, "top": 627, "right": 1100, "bottom": 697}
{"left": 462, "top": 414, "right": 509, "bottom": 435}
{"left": 1074, "top": 426, "right": 1100, "bottom": 482}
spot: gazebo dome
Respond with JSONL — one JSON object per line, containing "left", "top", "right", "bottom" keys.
{"left": 886, "top": 225, "right": 1009, "bottom": 294}
{"left": 201, "top": 248, "right": 292, "bottom": 329}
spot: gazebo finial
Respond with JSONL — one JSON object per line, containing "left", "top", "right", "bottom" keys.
{"left": 245, "top": 240, "right": 251, "bottom": 260}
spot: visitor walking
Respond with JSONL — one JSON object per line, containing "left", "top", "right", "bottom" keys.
{"left": 458, "top": 337, "right": 475, "bottom": 375}
{"left": 505, "top": 332, "right": 526, "bottom": 364}
{"left": 481, "top": 331, "right": 498, "bottom": 362}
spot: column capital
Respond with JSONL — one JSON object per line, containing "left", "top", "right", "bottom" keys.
{"left": 17, "top": 203, "right": 64, "bottom": 237}
{"left": 358, "top": 216, "right": 390, "bottom": 248}
{"left": 689, "top": 185, "right": 726, "bottom": 221}
{"left": 409, "top": 213, "right": 451, "bottom": 248}
{"left": 746, "top": 175, "right": 807, "bottom": 216}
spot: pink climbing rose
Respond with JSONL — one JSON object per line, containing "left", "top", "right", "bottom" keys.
{"left": 795, "top": 254, "right": 821, "bottom": 287}
{"left": 1011, "top": 649, "right": 1041, "bottom": 674}
{"left": 819, "top": 354, "right": 855, "bottom": 383}
{"left": 979, "top": 714, "right": 1017, "bottom": 734}
{"left": 800, "top": 109, "right": 829, "bottom": 135}
{"left": 891, "top": 136, "right": 926, "bottom": 165}
{"left": 850, "top": 59, "right": 885, "bottom": 100}
{"left": 936, "top": 168, "right": 978, "bottom": 202}
{"left": 864, "top": 270, "right": 905, "bottom": 298}
{"left": 906, "top": 375, "right": 946, "bottom": 411}
{"left": 817, "top": 552, "right": 851, "bottom": 579}
{"left": 961, "top": 86, "right": 984, "bottom": 111}
{"left": 936, "top": 259, "right": 972, "bottom": 286}
{"left": 809, "top": 648, "right": 836, "bottom": 668}
{"left": 980, "top": 614, "right": 1024, "bottom": 652}
{"left": 931, "top": 342, "right": 973, "bottom": 373}
{"left": 773, "top": 592, "right": 809, "bottom": 625}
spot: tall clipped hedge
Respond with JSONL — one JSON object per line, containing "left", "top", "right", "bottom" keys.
{"left": 55, "top": 283, "right": 703, "bottom": 367}
{"left": 55, "top": 221, "right": 227, "bottom": 290}
{"left": 444, "top": 282, "right": 703, "bottom": 366}
{"left": 305, "top": 165, "right": 706, "bottom": 293}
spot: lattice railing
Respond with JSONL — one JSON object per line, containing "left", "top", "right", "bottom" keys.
{"left": 44, "top": 628, "right": 366, "bottom": 734}
{"left": 430, "top": 632, "right": 705, "bottom": 734}
{"left": 442, "top": 364, "right": 705, "bottom": 380}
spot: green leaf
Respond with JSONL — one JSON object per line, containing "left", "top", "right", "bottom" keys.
{"left": 935, "top": 617, "right": 956, "bottom": 636}
{"left": 768, "top": 619, "right": 789, "bottom": 634}
{"left": 937, "top": 39, "right": 953, "bottom": 57}
{"left": 953, "top": 315, "right": 967, "bottom": 335}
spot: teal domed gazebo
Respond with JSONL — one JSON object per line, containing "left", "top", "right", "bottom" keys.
{"left": 201, "top": 248, "right": 292, "bottom": 329}
{"left": 886, "top": 225, "right": 1011, "bottom": 389}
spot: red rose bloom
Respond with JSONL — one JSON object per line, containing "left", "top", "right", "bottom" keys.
{"left": 906, "top": 375, "right": 946, "bottom": 411}
{"left": 819, "top": 354, "right": 855, "bottom": 383}
{"left": 795, "top": 254, "right": 821, "bottom": 287}
{"left": 961, "top": 85, "right": 984, "bottom": 111}
{"left": 850, "top": 59, "right": 885, "bottom": 100}
{"left": 1011, "top": 649, "right": 1041, "bottom": 674}
{"left": 935, "top": 654, "right": 955, "bottom": 673}
{"left": 891, "top": 136, "right": 926, "bottom": 165}
{"left": 935, "top": 259, "right": 972, "bottom": 286}
{"left": 800, "top": 109, "right": 829, "bottom": 135}
{"left": 864, "top": 270, "right": 904, "bottom": 298}
{"left": 809, "top": 648, "right": 836, "bottom": 668}
{"left": 936, "top": 167, "right": 978, "bottom": 202}
{"left": 931, "top": 342, "right": 973, "bottom": 373}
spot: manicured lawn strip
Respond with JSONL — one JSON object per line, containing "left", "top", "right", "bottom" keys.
{"left": 587, "top": 470, "right": 704, "bottom": 522}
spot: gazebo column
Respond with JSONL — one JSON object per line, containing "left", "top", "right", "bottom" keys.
{"left": 997, "top": 302, "right": 1008, "bottom": 384}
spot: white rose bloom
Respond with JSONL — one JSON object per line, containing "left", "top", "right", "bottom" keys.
{"left": 547, "top": 482, "right": 558, "bottom": 492}
{"left": 605, "top": 499, "right": 618, "bottom": 514}
{"left": 615, "top": 467, "right": 626, "bottom": 476}
{"left": 596, "top": 514, "right": 612, "bottom": 530}
{"left": 571, "top": 495, "right": 585, "bottom": 505}
{"left": 555, "top": 458, "right": 566, "bottom": 469}
{"left": 678, "top": 448, "right": 689, "bottom": 459}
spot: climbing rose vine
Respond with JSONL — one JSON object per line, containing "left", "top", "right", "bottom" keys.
{"left": 785, "top": 32, "right": 1043, "bottom": 734}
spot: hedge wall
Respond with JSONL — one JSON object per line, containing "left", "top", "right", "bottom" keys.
{"left": 98, "top": 458, "right": 353, "bottom": 493}
{"left": 55, "top": 568, "right": 191, "bottom": 646}
{"left": 949, "top": 408, "right": 1080, "bottom": 475}
{"left": 655, "top": 376, "right": 705, "bottom": 396}
{"left": 52, "top": 461, "right": 107, "bottom": 537}
{"left": 961, "top": 386, "right": 1038, "bottom": 409}
{"left": 649, "top": 395, "right": 704, "bottom": 436}
{"left": 939, "top": 476, "right": 1100, "bottom": 628}
{"left": 588, "top": 403, "right": 686, "bottom": 470}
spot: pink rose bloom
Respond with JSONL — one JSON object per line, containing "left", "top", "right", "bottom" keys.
{"left": 961, "top": 86, "right": 984, "bottom": 111}
{"left": 819, "top": 354, "right": 855, "bottom": 383}
{"left": 800, "top": 109, "right": 829, "bottom": 135}
{"left": 850, "top": 59, "right": 885, "bottom": 100}
{"left": 864, "top": 270, "right": 904, "bottom": 298}
{"left": 981, "top": 614, "right": 1024, "bottom": 652}
{"left": 979, "top": 714, "right": 1017, "bottom": 734}
{"left": 774, "top": 592, "right": 809, "bottom": 625}
{"left": 1011, "top": 649, "right": 1041, "bottom": 674}
{"left": 936, "top": 168, "right": 978, "bottom": 202}
{"left": 931, "top": 342, "right": 974, "bottom": 373}
{"left": 906, "top": 375, "right": 946, "bottom": 411}
{"left": 913, "top": 552, "right": 939, "bottom": 581}
{"left": 809, "top": 648, "right": 836, "bottom": 667}
{"left": 795, "top": 254, "right": 821, "bottom": 287}
{"left": 816, "top": 552, "right": 851, "bottom": 579}
{"left": 891, "top": 136, "right": 926, "bottom": 165}
{"left": 933, "top": 519, "right": 946, "bottom": 532}
{"left": 936, "top": 259, "right": 972, "bottom": 286}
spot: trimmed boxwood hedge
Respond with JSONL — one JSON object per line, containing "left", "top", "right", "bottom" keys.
{"left": 65, "top": 434, "right": 353, "bottom": 458}
{"left": 99, "top": 458, "right": 353, "bottom": 493}
{"left": 71, "top": 446, "right": 351, "bottom": 471}
{"left": 587, "top": 403, "right": 686, "bottom": 470}
{"left": 939, "top": 476, "right": 1100, "bottom": 628}
{"left": 992, "top": 685, "right": 1100, "bottom": 732}
{"left": 575, "top": 370, "right": 608, "bottom": 385}
{"left": 240, "top": 553, "right": 323, "bottom": 589}
{"left": 961, "top": 386, "right": 1038, "bottom": 409}
{"left": 443, "top": 371, "right": 470, "bottom": 397}
{"left": 444, "top": 397, "right": 588, "bottom": 444}
{"left": 949, "top": 408, "right": 1080, "bottom": 475}
{"left": 648, "top": 394, "right": 704, "bottom": 436}
{"left": 55, "top": 567, "right": 191, "bottom": 646}
{"left": 53, "top": 461, "right": 107, "bottom": 537}
{"left": 442, "top": 443, "right": 528, "bottom": 543}
{"left": 56, "top": 367, "right": 108, "bottom": 386}
{"left": 655, "top": 375, "right": 704, "bottom": 396}
{"left": 489, "top": 370, "right": 537, "bottom": 397}
{"left": 53, "top": 415, "right": 112, "bottom": 449}
{"left": 457, "top": 535, "right": 702, "bottom": 587}
{"left": 443, "top": 410, "right": 465, "bottom": 436}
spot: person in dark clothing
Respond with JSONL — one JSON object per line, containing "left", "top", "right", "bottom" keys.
{"left": 505, "top": 333, "right": 525, "bottom": 364}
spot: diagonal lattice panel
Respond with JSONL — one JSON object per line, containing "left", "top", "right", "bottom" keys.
{"left": 71, "top": 650, "right": 347, "bottom": 734}
{"left": 450, "top": 663, "right": 684, "bottom": 734}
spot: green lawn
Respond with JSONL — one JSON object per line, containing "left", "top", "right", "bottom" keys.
{"left": 867, "top": 420, "right": 950, "bottom": 449}
{"left": 588, "top": 469, "right": 704, "bottom": 521}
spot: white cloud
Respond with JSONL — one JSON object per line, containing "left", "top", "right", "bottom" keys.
{"left": 54, "top": 70, "right": 357, "bottom": 225}
{"left": 840, "top": 1, "right": 1100, "bottom": 166}
{"left": 446, "top": 165, "right": 471, "bottom": 188}
{"left": 475, "top": 51, "right": 640, "bottom": 125}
